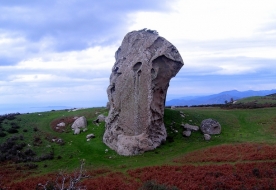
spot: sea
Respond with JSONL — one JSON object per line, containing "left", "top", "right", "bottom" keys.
{"left": 0, "top": 105, "right": 75, "bottom": 115}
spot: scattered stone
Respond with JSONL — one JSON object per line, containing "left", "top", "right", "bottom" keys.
{"left": 86, "top": 134, "right": 95, "bottom": 139}
{"left": 183, "top": 130, "right": 191, "bottom": 137}
{"left": 182, "top": 123, "right": 199, "bottom": 131}
{"left": 87, "top": 139, "right": 90, "bottom": 142}
{"left": 97, "top": 114, "right": 106, "bottom": 122}
{"left": 57, "top": 122, "right": 65, "bottom": 127}
{"left": 57, "top": 139, "right": 63, "bottom": 143}
{"left": 171, "top": 106, "right": 176, "bottom": 110}
{"left": 204, "top": 134, "right": 211, "bottom": 141}
{"left": 200, "top": 119, "right": 221, "bottom": 135}
{"left": 103, "top": 29, "right": 184, "bottom": 156}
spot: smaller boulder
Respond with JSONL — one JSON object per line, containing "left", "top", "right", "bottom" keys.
{"left": 71, "top": 116, "right": 87, "bottom": 134}
{"left": 182, "top": 123, "right": 199, "bottom": 131}
{"left": 200, "top": 119, "right": 221, "bottom": 135}
{"left": 97, "top": 114, "right": 106, "bottom": 122}
{"left": 183, "top": 130, "right": 191, "bottom": 137}
{"left": 204, "top": 134, "right": 211, "bottom": 141}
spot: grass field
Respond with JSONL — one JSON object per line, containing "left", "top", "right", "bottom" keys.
{"left": 236, "top": 94, "right": 276, "bottom": 104}
{"left": 1, "top": 107, "right": 276, "bottom": 189}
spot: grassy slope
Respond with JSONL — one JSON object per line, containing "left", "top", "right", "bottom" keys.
{"left": 236, "top": 95, "right": 276, "bottom": 104}
{"left": 1, "top": 107, "right": 276, "bottom": 178}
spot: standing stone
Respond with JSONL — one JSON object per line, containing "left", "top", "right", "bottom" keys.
{"left": 103, "top": 29, "right": 184, "bottom": 156}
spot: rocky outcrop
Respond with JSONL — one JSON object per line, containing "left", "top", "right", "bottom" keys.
{"left": 103, "top": 29, "right": 184, "bottom": 156}
{"left": 71, "top": 116, "right": 87, "bottom": 134}
{"left": 200, "top": 119, "right": 221, "bottom": 135}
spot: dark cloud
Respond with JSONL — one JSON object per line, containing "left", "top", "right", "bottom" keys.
{"left": 0, "top": 0, "right": 174, "bottom": 52}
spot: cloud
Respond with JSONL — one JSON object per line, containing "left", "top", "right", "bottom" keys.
{"left": 0, "top": 0, "right": 276, "bottom": 112}
{"left": 0, "top": 0, "right": 174, "bottom": 54}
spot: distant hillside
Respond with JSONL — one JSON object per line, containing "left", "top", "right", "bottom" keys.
{"left": 236, "top": 95, "right": 276, "bottom": 104}
{"left": 166, "top": 89, "right": 276, "bottom": 106}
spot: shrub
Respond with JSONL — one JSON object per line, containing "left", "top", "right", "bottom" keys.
{"left": 7, "top": 128, "right": 18, "bottom": 134}
{"left": 0, "top": 131, "right": 6, "bottom": 137}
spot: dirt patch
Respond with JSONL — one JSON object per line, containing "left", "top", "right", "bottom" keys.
{"left": 50, "top": 116, "right": 77, "bottom": 133}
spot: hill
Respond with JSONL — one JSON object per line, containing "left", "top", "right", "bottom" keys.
{"left": 166, "top": 89, "right": 276, "bottom": 106}
{"left": 1, "top": 107, "right": 276, "bottom": 189}
{"left": 235, "top": 94, "right": 276, "bottom": 105}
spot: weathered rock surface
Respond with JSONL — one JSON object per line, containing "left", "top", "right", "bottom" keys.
{"left": 71, "top": 116, "right": 87, "bottom": 134}
{"left": 200, "top": 119, "right": 221, "bottom": 135}
{"left": 103, "top": 29, "right": 184, "bottom": 156}
{"left": 182, "top": 123, "right": 199, "bottom": 131}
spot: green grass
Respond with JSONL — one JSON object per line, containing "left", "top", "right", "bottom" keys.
{"left": 1, "top": 107, "right": 276, "bottom": 176}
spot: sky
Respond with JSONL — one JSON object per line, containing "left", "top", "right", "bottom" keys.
{"left": 0, "top": 0, "right": 276, "bottom": 113}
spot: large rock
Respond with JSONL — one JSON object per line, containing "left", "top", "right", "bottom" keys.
{"left": 200, "top": 119, "right": 221, "bottom": 135}
{"left": 103, "top": 29, "right": 184, "bottom": 156}
{"left": 71, "top": 116, "right": 87, "bottom": 134}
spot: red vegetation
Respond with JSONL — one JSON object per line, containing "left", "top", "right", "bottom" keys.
{"left": 174, "top": 143, "right": 276, "bottom": 163}
{"left": 2, "top": 143, "right": 276, "bottom": 189}
{"left": 81, "top": 172, "right": 140, "bottom": 190}
{"left": 128, "top": 162, "right": 276, "bottom": 189}
{"left": 50, "top": 116, "right": 76, "bottom": 133}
